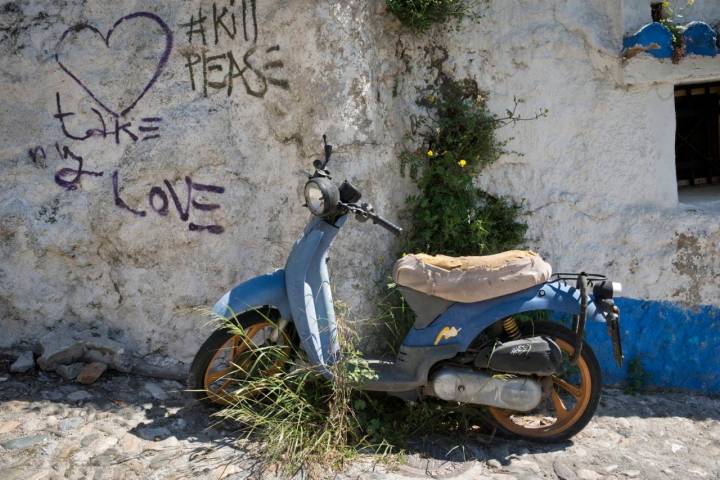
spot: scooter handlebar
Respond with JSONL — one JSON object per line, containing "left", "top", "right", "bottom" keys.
{"left": 341, "top": 202, "right": 403, "bottom": 236}
{"left": 370, "top": 214, "right": 403, "bottom": 236}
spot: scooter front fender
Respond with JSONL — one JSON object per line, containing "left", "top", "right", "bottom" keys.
{"left": 212, "top": 269, "right": 291, "bottom": 321}
{"left": 402, "top": 281, "right": 606, "bottom": 349}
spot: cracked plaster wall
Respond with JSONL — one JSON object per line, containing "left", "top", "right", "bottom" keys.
{"left": 1, "top": 0, "right": 719, "bottom": 372}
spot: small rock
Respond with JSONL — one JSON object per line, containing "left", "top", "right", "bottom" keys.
{"left": 149, "top": 451, "right": 181, "bottom": 469}
{"left": 42, "top": 389, "right": 64, "bottom": 401}
{"left": 0, "top": 374, "right": 8, "bottom": 381}
{"left": 605, "top": 464, "right": 619, "bottom": 473}
{"left": 670, "top": 442, "right": 684, "bottom": 453}
{"left": 487, "top": 459, "right": 502, "bottom": 469}
{"left": 118, "top": 434, "right": 143, "bottom": 454}
{"left": 0, "top": 420, "right": 21, "bottom": 434}
{"left": 66, "top": 390, "right": 93, "bottom": 402}
{"left": 10, "top": 350, "right": 35, "bottom": 373}
{"left": 171, "top": 417, "right": 187, "bottom": 431}
{"left": 577, "top": 469, "right": 602, "bottom": 480}
{"left": 59, "top": 416, "right": 84, "bottom": 432}
{"left": 143, "top": 382, "right": 167, "bottom": 400}
{"left": 553, "top": 460, "right": 578, "bottom": 480}
{"left": 138, "top": 426, "right": 171, "bottom": 440}
{"left": 91, "top": 435, "right": 118, "bottom": 454}
{"left": 0, "top": 434, "right": 49, "bottom": 450}
{"left": 76, "top": 362, "right": 107, "bottom": 384}
{"left": 616, "top": 418, "right": 631, "bottom": 429}
{"left": 80, "top": 433, "right": 100, "bottom": 447}
{"left": 622, "top": 471, "right": 641, "bottom": 478}
{"left": 56, "top": 362, "right": 84, "bottom": 381}
{"left": 81, "top": 333, "right": 133, "bottom": 373}
{"left": 37, "top": 331, "right": 84, "bottom": 370}
{"left": 27, "top": 471, "right": 51, "bottom": 480}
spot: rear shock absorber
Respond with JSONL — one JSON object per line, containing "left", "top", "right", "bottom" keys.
{"left": 503, "top": 317, "right": 521, "bottom": 339}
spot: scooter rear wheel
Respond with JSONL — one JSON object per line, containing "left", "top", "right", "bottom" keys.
{"left": 187, "top": 311, "right": 293, "bottom": 406}
{"left": 485, "top": 320, "right": 602, "bottom": 443}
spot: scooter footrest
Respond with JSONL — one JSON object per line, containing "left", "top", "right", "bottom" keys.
{"left": 361, "top": 359, "right": 421, "bottom": 392}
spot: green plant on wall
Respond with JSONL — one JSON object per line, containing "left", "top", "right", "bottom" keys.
{"left": 400, "top": 75, "right": 545, "bottom": 257}
{"left": 376, "top": 72, "right": 547, "bottom": 352}
{"left": 385, "top": 0, "right": 476, "bottom": 31}
{"left": 653, "top": 0, "right": 697, "bottom": 62}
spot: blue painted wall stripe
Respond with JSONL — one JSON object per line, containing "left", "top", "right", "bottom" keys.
{"left": 584, "top": 297, "right": 720, "bottom": 394}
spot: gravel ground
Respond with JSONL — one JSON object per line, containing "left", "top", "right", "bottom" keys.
{"left": 1, "top": 367, "right": 719, "bottom": 480}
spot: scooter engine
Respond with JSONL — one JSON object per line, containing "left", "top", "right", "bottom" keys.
{"left": 474, "top": 336, "right": 563, "bottom": 376}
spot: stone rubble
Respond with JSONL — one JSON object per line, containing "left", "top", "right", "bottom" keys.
{"left": 0, "top": 363, "right": 719, "bottom": 480}
{"left": 76, "top": 362, "right": 107, "bottom": 385}
{"left": 9, "top": 351, "right": 34, "bottom": 373}
{"left": 37, "top": 328, "right": 133, "bottom": 374}
{"left": 55, "top": 363, "right": 83, "bottom": 382}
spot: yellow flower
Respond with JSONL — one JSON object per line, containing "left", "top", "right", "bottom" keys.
{"left": 458, "top": 159, "right": 467, "bottom": 168}
{"left": 427, "top": 149, "right": 434, "bottom": 157}
{"left": 662, "top": 1, "right": 669, "bottom": 7}
{"left": 687, "top": 0, "right": 694, "bottom": 5}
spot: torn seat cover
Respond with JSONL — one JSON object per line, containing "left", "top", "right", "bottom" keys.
{"left": 392, "top": 250, "right": 552, "bottom": 303}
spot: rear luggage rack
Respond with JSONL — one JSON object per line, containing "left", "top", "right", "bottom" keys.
{"left": 551, "top": 272, "right": 606, "bottom": 285}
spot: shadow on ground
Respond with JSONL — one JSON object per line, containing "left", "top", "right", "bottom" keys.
{"left": 2, "top": 350, "right": 720, "bottom": 478}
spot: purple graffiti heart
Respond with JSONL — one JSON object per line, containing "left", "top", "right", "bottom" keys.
{"left": 55, "top": 12, "right": 173, "bottom": 117}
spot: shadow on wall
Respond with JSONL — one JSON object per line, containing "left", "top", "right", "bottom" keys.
{"left": 586, "top": 297, "right": 720, "bottom": 395}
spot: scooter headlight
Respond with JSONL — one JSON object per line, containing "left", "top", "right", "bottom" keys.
{"left": 304, "top": 177, "right": 339, "bottom": 217}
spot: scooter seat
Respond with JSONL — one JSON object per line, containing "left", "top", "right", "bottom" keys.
{"left": 392, "top": 250, "right": 552, "bottom": 303}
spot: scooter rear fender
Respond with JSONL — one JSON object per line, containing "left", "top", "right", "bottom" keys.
{"left": 212, "top": 269, "right": 291, "bottom": 321}
{"left": 402, "top": 281, "right": 606, "bottom": 349}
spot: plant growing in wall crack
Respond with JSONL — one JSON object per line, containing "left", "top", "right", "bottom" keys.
{"left": 399, "top": 76, "right": 545, "bottom": 256}
{"left": 385, "top": 0, "right": 480, "bottom": 31}
{"left": 653, "top": 0, "right": 697, "bottom": 62}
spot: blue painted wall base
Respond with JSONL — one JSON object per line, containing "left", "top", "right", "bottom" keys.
{"left": 583, "top": 297, "right": 720, "bottom": 394}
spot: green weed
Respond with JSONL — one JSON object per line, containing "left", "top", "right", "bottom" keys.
{"left": 385, "top": 0, "right": 476, "bottom": 32}
{"left": 624, "top": 357, "right": 650, "bottom": 395}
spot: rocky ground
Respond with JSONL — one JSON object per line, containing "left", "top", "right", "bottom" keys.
{"left": 1, "top": 366, "right": 719, "bottom": 480}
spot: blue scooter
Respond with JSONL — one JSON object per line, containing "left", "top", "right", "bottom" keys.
{"left": 189, "top": 137, "right": 624, "bottom": 443}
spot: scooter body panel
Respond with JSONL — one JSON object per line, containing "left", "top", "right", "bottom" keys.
{"left": 212, "top": 269, "right": 291, "bottom": 321}
{"left": 401, "top": 281, "right": 606, "bottom": 349}
{"left": 284, "top": 216, "right": 346, "bottom": 370}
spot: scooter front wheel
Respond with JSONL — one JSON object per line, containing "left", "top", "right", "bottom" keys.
{"left": 188, "top": 311, "right": 293, "bottom": 406}
{"left": 486, "top": 320, "right": 602, "bottom": 443}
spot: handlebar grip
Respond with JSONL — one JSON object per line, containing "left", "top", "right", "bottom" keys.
{"left": 372, "top": 215, "right": 403, "bottom": 236}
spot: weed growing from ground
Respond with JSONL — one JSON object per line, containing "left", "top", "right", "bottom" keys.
{"left": 624, "top": 357, "right": 650, "bottom": 394}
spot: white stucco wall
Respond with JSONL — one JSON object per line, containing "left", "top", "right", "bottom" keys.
{"left": 1, "top": 0, "right": 719, "bottom": 365}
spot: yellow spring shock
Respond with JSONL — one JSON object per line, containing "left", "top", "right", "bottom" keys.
{"left": 503, "top": 317, "right": 521, "bottom": 339}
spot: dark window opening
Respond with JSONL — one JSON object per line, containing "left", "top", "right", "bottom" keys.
{"left": 675, "top": 82, "right": 720, "bottom": 188}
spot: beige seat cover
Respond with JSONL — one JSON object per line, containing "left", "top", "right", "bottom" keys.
{"left": 392, "top": 250, "right": 552, "bottom": 303}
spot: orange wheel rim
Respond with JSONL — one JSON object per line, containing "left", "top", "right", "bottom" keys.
{"left": 203, "top": 322, "right": 284, "bottom": 405}
{"left": 488, "top": 338, "right": 593, "bottom": 438}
